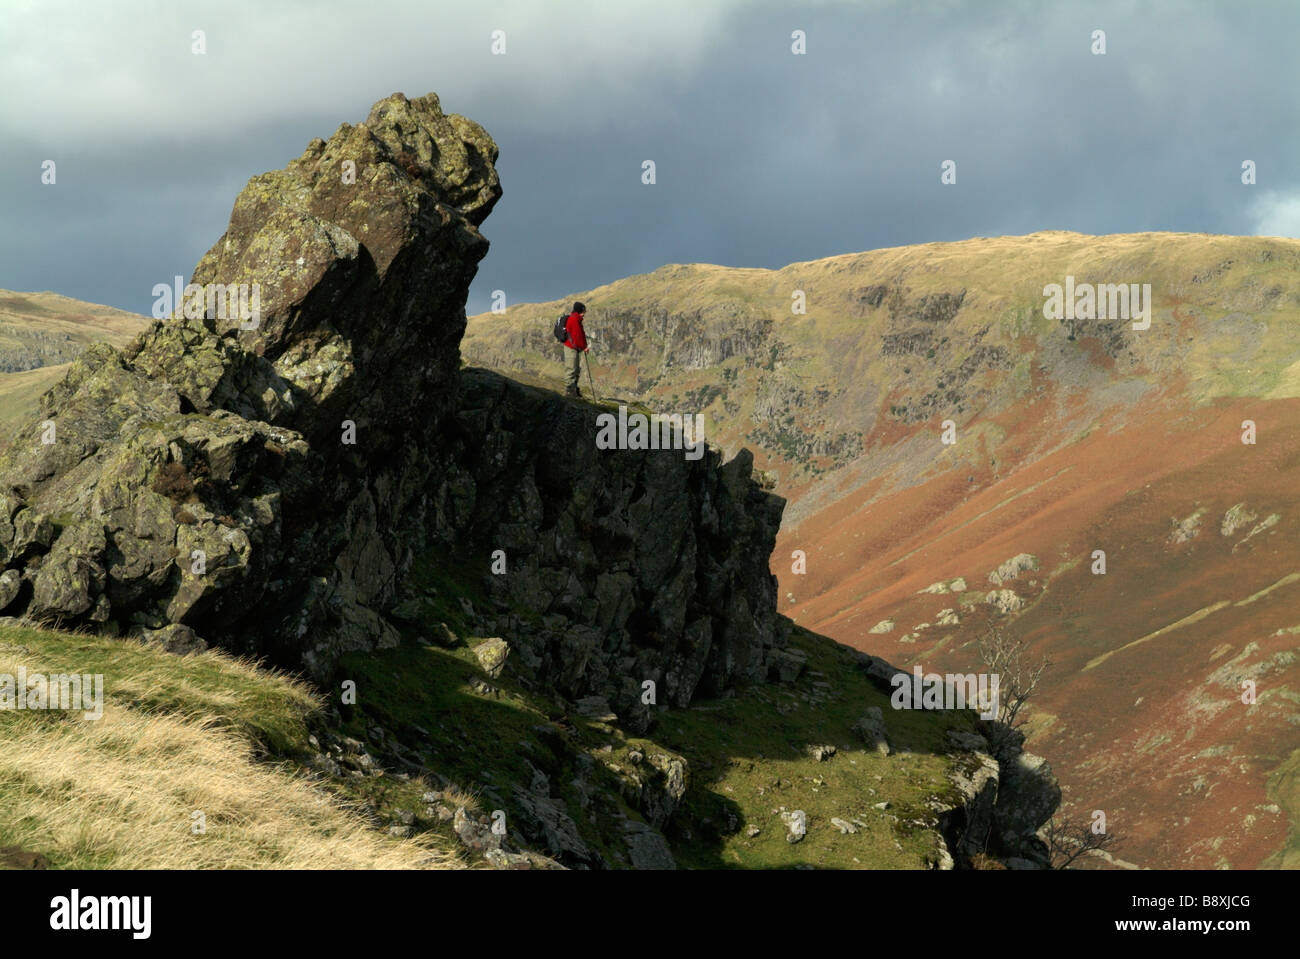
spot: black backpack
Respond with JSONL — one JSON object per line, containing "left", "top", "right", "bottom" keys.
{"left": 553, "top": 312, "right": 570, "bottom": 344}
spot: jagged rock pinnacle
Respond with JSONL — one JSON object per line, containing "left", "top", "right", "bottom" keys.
{"left": 0, "top": 92, "right": 502, "bottom": 669}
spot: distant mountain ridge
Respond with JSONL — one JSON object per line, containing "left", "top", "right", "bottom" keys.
{"left": 0, "top": 290, "right": 146, "bottom": 425}
{"left": 464, "top": 231, "right": 1300, "bottom": 500}
{"left": 0, "top": 290, "right": 145, "bottom": 368}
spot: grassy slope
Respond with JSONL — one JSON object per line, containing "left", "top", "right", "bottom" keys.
{"left": 654, "top": 624, "right": 975, "bottom": 868}
{"left": 0, "top": 561, "right": 980, "bottom": 870}
{"left": 326, "top": 549, "right": 978, "bottom": 869}
{"left": 0, "top": 366, "right": 67, "bottom": 427}
{"left": 334, "top": 607, "right": 975, "bottom": 869}
{"left": 0, "top": 623, "right": 459, "bottom": 869}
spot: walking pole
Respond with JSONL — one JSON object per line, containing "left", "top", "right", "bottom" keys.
{"left": 584, "top": 351, "right": 600, "bottom": 402}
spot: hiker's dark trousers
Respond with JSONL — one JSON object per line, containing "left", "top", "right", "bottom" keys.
{"left": 565, "top": 347, "right": 582, "bottom": 391}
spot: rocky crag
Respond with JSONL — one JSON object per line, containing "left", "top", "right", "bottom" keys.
{"left": 0, "top": 93, "right": 1058, "bottom": 869}
{"left": 434, "top": 368, "right": 784, "bottom": 729}
{"left": 0, "top": 92, "right": 783, "bottom": 722}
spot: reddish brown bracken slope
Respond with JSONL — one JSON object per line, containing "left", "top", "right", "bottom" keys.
{"left": 781, "top": 383, "right": 1300, "bottom": 869}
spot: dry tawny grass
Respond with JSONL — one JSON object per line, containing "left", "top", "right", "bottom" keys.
{"left": 439, "top": 783, "right": 482, "bottom": 814}
{"left": 0, "top": 628, "right": 463, "bottom": 870}
{"left": 0, "top": 705, "right": 461, "bottom": 869}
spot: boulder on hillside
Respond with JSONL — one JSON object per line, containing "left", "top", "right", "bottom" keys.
{"left": 985, "top": 589, "right": 1024, "bottom": 615}
{"left": 768, "top": 646, "right": 807, "bottom": 683}
{"left": 987, "top": 554, "right": 1038, "bottom": 586}
{"left": 852, "top": 706, "right": 891, "bottom": 756}
{"left": 473, "top": 637, "right": 511, "bottom": 678}
{"left": 140, "top": 623, "right": 208, "bottom": 656}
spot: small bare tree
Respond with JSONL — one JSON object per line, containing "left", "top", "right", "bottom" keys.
{"left": 976, "top": 626, "right": 1050, "bottom": 730}
{"left": 1042, "top": 815, "right": 1120, "bottom": 869}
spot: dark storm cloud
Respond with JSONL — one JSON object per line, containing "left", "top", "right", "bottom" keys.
{"left": 1, "top": 0, "right": 1297, "bottom": 318}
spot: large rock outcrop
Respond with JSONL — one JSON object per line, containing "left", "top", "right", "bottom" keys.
{"left": 0, "top": 92, "right": 785, "bottom": 709}
{"left": 422, "top": 368, "right": 786, "bottom": 728}
{"left": 0, "top": 92, "right": 496, "bottom": 669}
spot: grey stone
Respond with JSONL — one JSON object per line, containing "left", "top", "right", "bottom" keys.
{"left": 509, "top": 786, "right": 595, "bottom": 866}
{"left": 853, "top": 707, "right": 891, "bottom": 755}
{"left": 621, "top": 820, "right": 677, "bottom": 870}
{"left": 946, "top": 730, "right": 990, "bottom": 752}
{"left": 473, "top": 637, "right": 510, "bottom": 678}
{"left": 768, "top": 647, "right": 807, "bottom": 683}
{"left": 140, "top": 623, "right": 208, "bottom": 656}
{"left": 0, "top": 569, "right": 20, "bottom": 612}
{"left": 780, "top": 810, "right": 807, "bottom": 843}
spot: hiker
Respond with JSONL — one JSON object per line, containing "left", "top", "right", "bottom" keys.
{"left": 562, "top": 301, "right": 588, "bottom": 397}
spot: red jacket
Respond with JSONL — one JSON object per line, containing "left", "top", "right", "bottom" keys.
{"left": 564, "top": 312, "right": 587, "bottom": 351}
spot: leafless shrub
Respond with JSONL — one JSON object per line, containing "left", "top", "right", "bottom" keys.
{"left": 976, "top": 625, "right": 1051, "bottom": 732}
{"left": 1043, "top": 814, "right": 1120, "bottom": 869}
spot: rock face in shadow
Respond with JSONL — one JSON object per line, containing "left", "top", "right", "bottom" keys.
{"left": 429, "top": 368, "right": 786, "bottom": 728}
{"left": 0, "top": 92, "right": 786, "bottom": 711}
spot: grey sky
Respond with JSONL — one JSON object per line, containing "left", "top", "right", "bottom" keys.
{"left": 2, "top": 0, "right": 1298, "bottom": 317}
